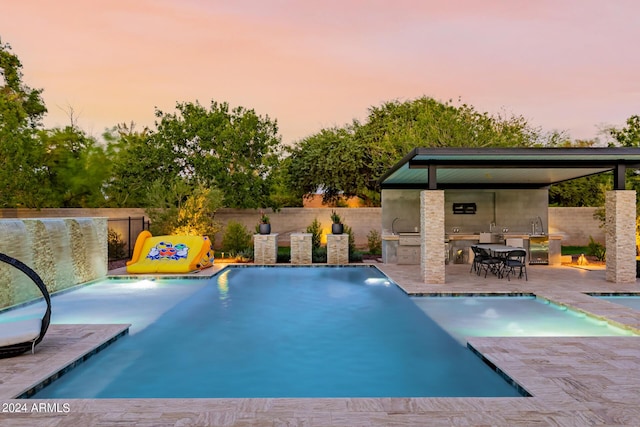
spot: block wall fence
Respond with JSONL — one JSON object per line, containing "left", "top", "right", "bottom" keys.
{"left": 0, "top": 206, "right": 605, "bottom": 250}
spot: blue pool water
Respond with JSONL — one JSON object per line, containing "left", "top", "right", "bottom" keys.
{"left": 411, "top": 295, "right": 636, "bottom": 344}
{"left": 5, "top": 266, "right": 523, "bottom": 399}
{"left": 596, "top": 295, "right": 640, "bottom": 311}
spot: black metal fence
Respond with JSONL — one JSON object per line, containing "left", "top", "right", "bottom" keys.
{"left": 107, "top": 217, "right": 150, "bottom": 260}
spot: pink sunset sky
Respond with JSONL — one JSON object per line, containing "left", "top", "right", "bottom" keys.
{"left": 1, "top": 0, "right": 639, "bottom": 145}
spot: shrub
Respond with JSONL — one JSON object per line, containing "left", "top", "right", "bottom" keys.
{"left": 107, "top": 229, "right": 127, "bottom": 260}
{"left": 312, "top": 247, "right": 327, "bottom": 263}
{"left": 587, "top": 236, "right": 606, "bottom": 261}
{"left": 222, "top": 220, "right": 252, "bottom": 254}
{"left": 350, "top": 251, "right": 363, "bottom": 262}
{"left": 146, "top": 179, "right": 223, "bottom": 236}
{"left": 367, "top": 229, "right": 382, "bottom": 255}
{"left": 306, "top": 218, "right": 322, "bottom": 250}
{"left": 234, "top": 247, "right": 254, "bottom": 262}
{"left": 344, "top": 224, "right": 356, "bottom": 253}
{"left": 344, "top": 224, "right": 359, "bottom": 262}
{"left": 277, "top": 246, "right": 291, "bottom": 263}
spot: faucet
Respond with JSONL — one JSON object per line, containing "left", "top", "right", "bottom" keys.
{"left": 536, "top": 216, "right": 544, "bottom": 235}
{"left": 392, "top": 217, "right": 400, "bottom": 235}
{"left": 489, "top": 222, "right": 496, "bottom": 232}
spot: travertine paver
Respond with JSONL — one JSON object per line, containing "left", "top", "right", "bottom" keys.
{"left": 1, "top": 262, "right": 640, "bottom": 426}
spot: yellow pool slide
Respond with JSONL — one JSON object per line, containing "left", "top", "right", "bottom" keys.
{"left": 126, "top": 231, "right": 214, "bottom": 274}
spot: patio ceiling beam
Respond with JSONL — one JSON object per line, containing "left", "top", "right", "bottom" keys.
{"left": 407, "top": 159, "right": 638, "bottom": 169}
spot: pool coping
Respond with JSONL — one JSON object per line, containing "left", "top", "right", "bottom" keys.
{"left": 0, "top": 324, "right": 130, "bottom": 400}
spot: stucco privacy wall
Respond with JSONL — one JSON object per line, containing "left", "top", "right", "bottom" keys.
{"left": 0, "top": 218, "right": 107, "bottom": 310}
{"left": 0, "top": 207, "right": 604, "bottom": 249}
{"left": 548, "top": 207, "right": 605, "bottom": 246}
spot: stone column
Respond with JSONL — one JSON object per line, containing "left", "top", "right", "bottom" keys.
{"left": 290, "top": 233, "right": 312, "bottom": 264}
{"left": 605, "top": 190, "right": 636, "bottom": 283}
{"left": 420, "top": 190, "right": 445, "bottom": 284}
{"left": 253, "top": 233, "right": 278, "bottom": 264}
{"left": 327, "top": 234, "right": 349, "bottom": 264}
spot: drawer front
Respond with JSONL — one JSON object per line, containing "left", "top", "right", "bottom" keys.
{"left": 399, "top": 236, "right": 421, "bottom": 246}
{"left": 397, "top": 246, "right": 420, "bottom": 264}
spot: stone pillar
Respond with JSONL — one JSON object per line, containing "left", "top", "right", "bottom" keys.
{"left": 290, "top": 233, "right": 312, "bottom": 264}
{"left": 420, "top": 190, "right": 445, "bottom": 284}
{"left": 253, "top": 233, "right": 278, "bottom": 264}
{"left": 327, "top": 234, "right": 349, "bottom": 264}
{"left": 605, "top": 191, "right": 636, "bottom": 283}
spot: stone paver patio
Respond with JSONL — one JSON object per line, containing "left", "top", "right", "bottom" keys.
{"left": 1, "top": 262, "right": 640, "bottom": 426}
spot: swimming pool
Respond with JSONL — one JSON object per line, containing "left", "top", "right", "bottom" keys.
{"left": 593, "top": 294, "right": 640, "bottom": 311}
{"left": 3, "top": 266, "right": 523, "bottom": 399}
{"left": 411, "top": 295, "right": 636, "bottom": 344}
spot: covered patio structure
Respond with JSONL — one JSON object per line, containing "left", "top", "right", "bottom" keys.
{"left": 378, "top": 147, "right": 640, "bottom": 284}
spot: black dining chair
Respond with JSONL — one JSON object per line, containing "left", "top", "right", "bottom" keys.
{"left": 503, "top": 249, "right": 528, "bottom": 281}
{"left": 477, "top": 247, "right": 504, "bottom": 278}
{"left": 470, "top": 245, "right": 487, "bottom": 275}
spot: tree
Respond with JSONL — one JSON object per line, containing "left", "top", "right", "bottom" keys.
{"left": 286, "top": 125, "right": 376, "bottom": 204}
{"left": 103, "top": 123, "right": 168, "bottom": 207}
{"left": 37, "top": 126, "right": 111, "bottom": 207}
{"left": 286, "top": 96, "right": 549, "bottom": 206}
{"left": 548, "top": 139, "right": 611, "bottom": 207}
{"left": 608, "top": 115, "right": 640, "bottom": 147}
{"left": 151, "top": 101, "right": 283, "bottom": 208}
{"left": 606, "top": 115, "right": 640, "bottom": 216}
{"left": 145, "top": 178, "right": 223, "bottom": 237}
{"left": 0, "top": 39, "right": 48, "bottom": 207}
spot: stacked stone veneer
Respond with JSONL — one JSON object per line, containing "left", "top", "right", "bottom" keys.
{"left": 290, "top": 233, "right": 312, "bottom": 264}
{"left": 605, "top": 191, "right": 636, "bottom": 283}
{"left": 327, "top": 234, "right": 349, "bottom": 264}
{"left": 420, "top": 190, "right": 445, "bottom": 284}
{"left": 0, "top": 218, "right": 108, "bottom": 309}
{"left": 253, "top": 233, "right": 278, "bottom": 264}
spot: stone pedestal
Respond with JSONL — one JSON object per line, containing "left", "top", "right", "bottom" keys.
{"left": 327, "top": 234, "right": 349, "bottom": 264}
{"left": 605, "top": 190, "right": 636, "bottom": 283}
{"left": 290, "top": 233, "right": 312, "bottom": 264}
{"left": 420, "top": 190, "right": 445, "bottom": 284}
{"left": 253, "top": 233, "right": 278, "bottom": 264}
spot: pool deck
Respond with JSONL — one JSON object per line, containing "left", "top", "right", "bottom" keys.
{"left": 2, "top": 262, "right": 640, "bottom": 426}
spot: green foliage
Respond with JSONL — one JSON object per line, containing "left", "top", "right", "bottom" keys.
{"left": 286, "top": 96, "right": 548, "bottom": 206}
{"left": 306, "top": 218, "right": 323, "bottom": 250}
{"left": 145, "top": 179, "right": 223, "bottom": 236}
{"left": 330, "top": 210, "right": 341, "bottom": 224}
{"left": 103, "top": 123, "right": 163, "bottom": 207}
{"left": 608, "top": 115, "right": 640, "bottom": 147}
{"left": 367, "top": 229, "right": 382, "bottom": 255}
{"left": 312, "top": 247, "right": 327, "bottom": 263}
{"left": 549, "top": 174, "right": 610, "bottom": 207}
{"left": 152, "top": 100, "right": 283, "bottom": 208}
{"left": 587, "top": 236, "right": 606, "bottom": 261}
{"left": 0, "top": 39, "right": 49, "bottom": 207}
{"left": 233, "top": 247, "right": 254, "bottom": 262}
{"left": 107, "top": 229, "right": 127, "bottom": 260}
{"left": 277, "top": 246, "right": 291, "bottom": 263}
{"left": 344, "top": 224, "right": 357, "bottom": 261}
{"left": 350, "top": 251, "right": 363, "bottom": 262}
{"left": 561, "top": 246, "right": 589, "bottom": 255}
{"left": 221, "top": 220, "right": 252, "bottom": 254}
{"left": 37, "top": 126, "right": 111, "bottom": 207}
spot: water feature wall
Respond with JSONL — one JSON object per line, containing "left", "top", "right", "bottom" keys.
{"left": 0, "top": 218, "right": 107, "bottom": 309}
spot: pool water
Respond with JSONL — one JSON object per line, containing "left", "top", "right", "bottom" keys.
{"left": 6, "top": 266, "right": 524, "bottom": 399}
{"left": 411, "top": 295, "right": 636, "bottom": 344}
{"left": 596, "top": 295, "right": 640, "bottom": 311}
